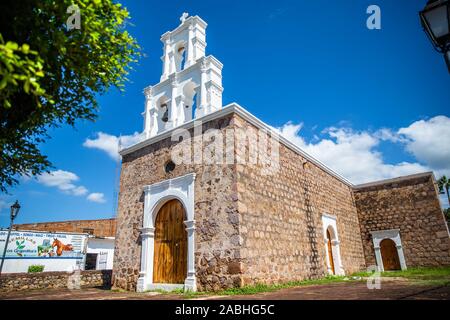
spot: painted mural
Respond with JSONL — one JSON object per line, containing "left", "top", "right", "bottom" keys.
{"left": 0, "top": 230, "right": 86, "bottom": 258}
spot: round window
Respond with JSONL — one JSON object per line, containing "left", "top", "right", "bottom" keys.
{"left": 164, "top": 160, "right": 176, "bottom": 173}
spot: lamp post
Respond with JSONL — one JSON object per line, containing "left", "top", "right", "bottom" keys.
{"left": 420, "top": 0, "right": 450, "bottom": 72}
{"left": 0, "top": 200, "right": 21, "bottom": 276}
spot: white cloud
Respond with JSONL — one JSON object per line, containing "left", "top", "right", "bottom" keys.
{"left": 83, "top": 132, "right": 143, "bottom": 161}
{"left": 72, "top": 186, "right": 89, "bottom": 196}
{"left": 81, "top": 117, "right": 450, "bottom": 188}
{"left": 36, "top": 170, "right": 88, "bottom": 196}
{"left": 398, "top": 116, "right": 450, "bottom": 177}
{"left": 87, "top": 192, "right": 106, "bottom": 203}
{"left": 275, "top": 122, "right": 430, "bottom": 185}
{"left": 0, "top": 198, "right": 11, "bottom": 216}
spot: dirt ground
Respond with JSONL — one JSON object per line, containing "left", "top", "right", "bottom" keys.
{"left": 0, "top": 278, "right": 449, "bottom": 300}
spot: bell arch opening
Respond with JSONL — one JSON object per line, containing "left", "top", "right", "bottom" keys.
{"left": 156, "top": 95, "right": 169, "bottom": 125}
{"left": 175, "top": 42, "right": 187, "bottom": 72}
{"left": 182, "top": 81, "right": 199, "bottom": 122}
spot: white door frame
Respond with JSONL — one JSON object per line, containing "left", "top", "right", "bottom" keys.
{"left": 322, "top": 214, "right": 345, "bottom": 275}
{"left": 370, "top": 229, "right": 407, "bottom": 272}
{"left": 137, "top": 173, "right": 196, "bottom": 292}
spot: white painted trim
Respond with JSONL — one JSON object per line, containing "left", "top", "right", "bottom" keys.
{"left": 370, "top": 229, "right": 407, "bottom": 271}
{"left": 120, "top": 103, "right": 353, "bottom": 187}
{"left": 137, "top": 173, "right": 197, "bottom": 292}
{"left": 321, "top": 214, "right": 345, "bottom": 275}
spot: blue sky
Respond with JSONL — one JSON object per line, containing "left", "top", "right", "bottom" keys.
{"left": 1, "top": 0, "right": 449, "bottom": 227}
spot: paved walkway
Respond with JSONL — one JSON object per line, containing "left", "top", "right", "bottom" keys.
{"left": 0, "top": 279, "right": 449, "bottom": 300}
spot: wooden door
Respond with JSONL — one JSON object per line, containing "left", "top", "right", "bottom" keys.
{"left": 327, "top": 230, "right": 335, "bottom": 275}
{"left": 153, "top": 199, "right": 187, "bottom": 284}
{"left": 380, "top": 239, "right": 401, "bottom": 271}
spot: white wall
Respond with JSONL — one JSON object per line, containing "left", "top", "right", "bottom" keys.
{"left": 86, "top": 238, "right": 115, "bottom": 270}
{"left": 1, "top": 257, "right": 84, "bottom": 273}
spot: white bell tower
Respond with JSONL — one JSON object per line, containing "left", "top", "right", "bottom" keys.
{"left": 142, "top": 13, "right": 224, "bottom": 139}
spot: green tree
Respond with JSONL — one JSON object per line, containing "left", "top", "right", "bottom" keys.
{"left": 444, "top": 208, "right": 450, "bottom": 225}
{"left": 437, "top": 176, "right": 450, "bottom": 207}
{"left": 0, "top": 0, "right": 140, "bottom": 192}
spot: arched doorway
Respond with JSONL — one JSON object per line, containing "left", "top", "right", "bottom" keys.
{"left": 153, "top": 199, "right": 187, "bottom": 284}
{"left": 322, "top": 214, "right": 344, "bottom": 276}
{"left": 380, "top": 239, "right": 401, "bottom": 271}
{"left": 326, "top": 229, "right": 335, "bottom": 275}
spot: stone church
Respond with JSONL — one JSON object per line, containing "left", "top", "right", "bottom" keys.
{"left": 112, "top": 14, "right": 450, "bottom": 292}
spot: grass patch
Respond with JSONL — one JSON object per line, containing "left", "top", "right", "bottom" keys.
{"left": 143, "top": 288, "right": 185, "bottom": 294}
{"left": 135, "top": 276, "right": 350, "bottom": 299}
{"left": 143, "top": 275, "right": 351, "bottom": 298}
{"left": 110, "top": 288, "right": 127, "bottom": 293}
{"left": 215, "top": 275, "right": 348, "bottom": 296}
{"left": 351, "top": 266, "right": 450, "bottom": 286}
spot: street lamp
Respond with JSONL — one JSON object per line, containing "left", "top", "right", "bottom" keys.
{"left": 0, "top": 200, "right": 21, "bottom": 276}
{"left": 420, "top": 0, "right": 450, "bottom": 72}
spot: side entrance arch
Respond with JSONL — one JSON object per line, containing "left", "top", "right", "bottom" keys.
{"left": 370, "top": 229, "right": 407, "bottom": 271}
{"left": 322, "top": 214, "right": 345, "bottom": 275}
{"left": 379, "top": 238, "right": 401, "bottom": 271}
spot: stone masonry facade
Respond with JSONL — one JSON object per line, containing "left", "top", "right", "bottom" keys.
{"left": 114, "top": 112, "right": 374, "bottom": 292}
{"left": 113, "top": 111, "right": 450, "bottom": 291}
{"left": 354, "top": 173, "right": 450, "bottom": 268}
{"left": 234, "top": 115, "right": 366, "bottom": 285}
{"left": 111, "top": 14, "right": 450, "bottom": 293}
{"left": 113, "top": 115, "right": 240, "bottom": 291}
{"left": 14, "top": 218, "right": 116, "bottom": 238}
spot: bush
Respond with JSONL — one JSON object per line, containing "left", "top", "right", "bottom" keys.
{"left": 27, "top": 265, "right": 44, "bottom": 273}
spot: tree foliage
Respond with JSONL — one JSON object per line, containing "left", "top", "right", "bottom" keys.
{"left": 0, "top": 0, "right": 140, "bottom": 192}
{"left": 444, "top": 208, "right": 450, "bottom": 223}
{"left": 438, "top": 176, "right": 450, "bottom": 206}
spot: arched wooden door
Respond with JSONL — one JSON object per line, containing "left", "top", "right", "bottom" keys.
{"left": 153, "top": 199, "right": 187, "bottom": 284}
{"left": 380, "top": 239, "right": 401, "bottom": 271}
{"left": 327, "top": 229, "right": 335, "bottom": 275}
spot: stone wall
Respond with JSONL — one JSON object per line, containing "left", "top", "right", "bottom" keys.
{"left": 354, "top": 173, "right": 450, "bottom": 268}
{"left": 113, "top": 111, "right": 369, "bottom": 292}
{"left": 0, "top": 270, "right": 112, "bottom": 292}
{"left": 113, "top": 115, "right": 241, "bottom": 292}
{"left": 14, "top": 218, "right": 116, "bottom": 238}
{"left": 233, "top": 114, "right": 366, "bottom": 285}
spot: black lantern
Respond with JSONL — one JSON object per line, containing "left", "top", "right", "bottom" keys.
{"left": 10, "top": 200, "right": 20, "bottom": 221}
{"left": 420, "top": 0, "right": 450, "bottom": 71}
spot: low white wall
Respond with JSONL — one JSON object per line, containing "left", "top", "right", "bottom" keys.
{"left": 1, "top": 257, "right": 84, "bottom": 273}
{"left": 86, "top": 238, "right": 115, "bottom": 270}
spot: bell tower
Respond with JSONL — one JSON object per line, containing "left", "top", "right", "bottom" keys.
{"left": 142, "top": 13, "right": 224, "bottom": 139}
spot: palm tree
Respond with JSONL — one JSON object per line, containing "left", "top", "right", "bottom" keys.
{"left": 438, "top": 176, "right": 450, "bottom": 206}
